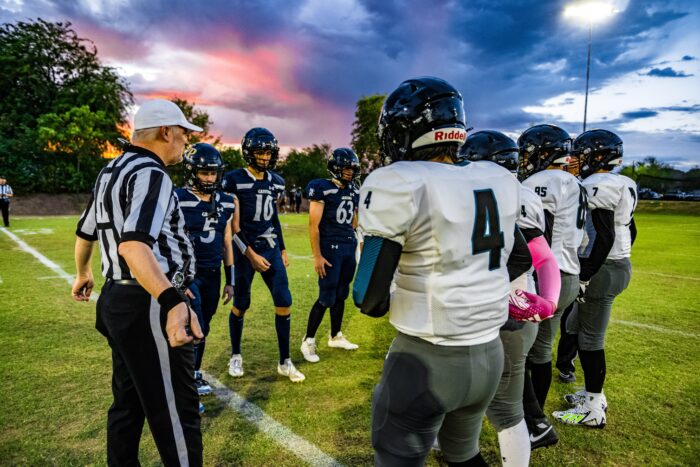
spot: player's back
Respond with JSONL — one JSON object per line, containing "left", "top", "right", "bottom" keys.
{"left": 581, "top": 173, "right": 637, "bottom": 260}
{"left": 360, "top": 160, "right": 520, "bottom": 346}
{"left": 523, "top": 169, "right": 585, "bottom": 275}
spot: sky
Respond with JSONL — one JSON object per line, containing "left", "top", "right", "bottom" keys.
{"left": 2, "top": 0, "right": 700, "bottom": 169}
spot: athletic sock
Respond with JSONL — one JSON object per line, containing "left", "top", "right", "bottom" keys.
{"left": 522, "top": 369, "right": 546, "bottom": 420}
{"left": 305, "top": 300, "right": 326, "bottom": 339}
{"left": 497, "top": 419, "right": 530, "bottom": 467}
{"left": 579, "top": 349, "right": 606, "bottom": 393}
{"left": 194, "top": 339, "right": 205, "bottom": 372}
{"left": 229, "top": 313, "right": 244, "bottom": 355}
{"left": 329, "top": 299, "right": 345, "bottom": 338}
{"left": 275, "top": 314, "right": 291, "bottom": 364}
{"left": 529, "top": 361, "right": 553, "bottom": 409}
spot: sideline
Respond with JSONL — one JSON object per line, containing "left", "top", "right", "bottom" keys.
{"left": 0, "top": 226, "right": 344, "bottom": 467}
{"left": 611, "top": 319, "right": 699, "bottom": 339}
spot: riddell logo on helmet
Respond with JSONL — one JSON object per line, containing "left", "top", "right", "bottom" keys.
{"left": 434, "top": 130, "right": 466, "bottom": 142}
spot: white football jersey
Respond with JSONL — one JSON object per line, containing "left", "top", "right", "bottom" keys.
{"left": 580, "top": 173, "right": 637, "bottom": 260}
{"left": 523, "top": 170, "right": 586, "bottom": 275}
{"left": 359, "top": 160, "right": 520, "bottom": 346}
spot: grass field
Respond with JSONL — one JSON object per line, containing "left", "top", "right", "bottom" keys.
{"left": 0, "top": 201, "right": 698, "bottom": 466}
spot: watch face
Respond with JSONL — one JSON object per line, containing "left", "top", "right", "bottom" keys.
{"left": 171, "top": 271, "right": 185, "bottom": 289}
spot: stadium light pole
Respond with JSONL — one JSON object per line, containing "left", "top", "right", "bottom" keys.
{"left": 563, "top": 2, "right": 617, "bottom": 132}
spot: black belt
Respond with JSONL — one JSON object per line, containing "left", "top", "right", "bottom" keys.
{"left": 109, "top": 278, "right": 140, "bottom": 286}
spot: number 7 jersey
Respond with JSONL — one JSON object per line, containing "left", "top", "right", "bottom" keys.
{"left": 358, "top": 161, "right": 520, "bottom": 346}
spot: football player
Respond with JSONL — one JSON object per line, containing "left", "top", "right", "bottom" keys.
{"left": 461, "top": 131, "right": 561, "bottom": 465}
{"left": 353, "top": 77, "right": 532, "bottom": 466}
{"left": 517, "top": 124, "right": 586, "bottom": 444}
{"left": 553, "top": 129, "right": 636, "bottom": 428}
{"left": 301, "top": 148, "right": 361, "bottom": 363}
{"left": 221, "top": 128, "right": 304, "bottom": 382}
{"left": 175, "top": 143, "right": 235, "bottom": 403}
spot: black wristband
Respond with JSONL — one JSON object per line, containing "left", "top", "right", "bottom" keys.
{"left": 224, "top": 265, "right": 234, "bottom": 285}
{"left": 158, "top": 287, "right": 185, "bottom": 311}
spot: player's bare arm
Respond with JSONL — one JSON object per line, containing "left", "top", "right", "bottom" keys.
{"left": 309, "top": 200, "right": 332, "bottom": 278}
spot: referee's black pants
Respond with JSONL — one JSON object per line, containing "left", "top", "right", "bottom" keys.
{"left": 96, "top": 281, "right": 202, "bottom": 467}
{"left": 1, "top": 200, "right": 9, "bottom": 227}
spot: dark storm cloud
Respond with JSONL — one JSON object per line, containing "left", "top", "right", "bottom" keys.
{"left": 645, "top": 67, "right": 693, "bottom": 77}
{"left": 621, "top": 110, "right": 659, "bottom": 119}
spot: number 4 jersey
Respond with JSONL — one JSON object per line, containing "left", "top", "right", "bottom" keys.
{"left": 522, "top": 170, "right": 585, "bottom": 275}
{"left": 305, "top": 179, "right": 359, "bottom": 244}
{"left": 221, "top": 168, "right": 285, "bottom": 242}
{"left": 358, "top": 160, "right": 520, "bottom": 346}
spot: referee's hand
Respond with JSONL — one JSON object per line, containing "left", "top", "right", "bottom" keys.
{"left": 71, "top": 274, "right": 94, "bottom": 302}
{"left": 166, "top": 302, "right": 204, "bottom": 347}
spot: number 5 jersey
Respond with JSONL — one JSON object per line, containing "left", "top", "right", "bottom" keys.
{"left": 358, "top": 160, "right": 521, "bottom": 346}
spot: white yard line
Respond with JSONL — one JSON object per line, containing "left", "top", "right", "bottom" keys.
{"left": 612, "top": 319, "right": 699, "bottom": 339}
{"left": 636, "top": 271, "right": 700, "bottom": 282}
{"left": 0, "top": 226, "right": 344, "bottom": 467}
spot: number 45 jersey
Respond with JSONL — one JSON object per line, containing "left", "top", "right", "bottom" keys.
{"left": 305, "top": 179, "right": 359, "bottom": 244}
{"left": 221, "top": 168, "right": 285, "bottom": 242}
{"left": 359, "top": 161, "right": 520, "bottom": 346}
{"left": 522, "top": 170, "right": 585, "bottom": 275}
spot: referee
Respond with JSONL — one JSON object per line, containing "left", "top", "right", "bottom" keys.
{"left": 71, "top": 99, "right": 205, "bottom": 466}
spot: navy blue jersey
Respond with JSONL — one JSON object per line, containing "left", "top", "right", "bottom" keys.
{"left": 306, "top": 179, "right": 359, "bottom": 244}
{"left": 221, "top": 168, "right": 285, "bottom": 242}
{"left": 175, "top": 188, "right": 235, "bottom": 268}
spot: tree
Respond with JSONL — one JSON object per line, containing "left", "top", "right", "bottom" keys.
{"left": 0, "top": 19, "right": 132, "bottom": 193}
{"left": 171, "top": 97, "right": 221, "bottom": 145}
{"left": 278, "top": 144, "right": 330, "bottom": 190}
{"left": 350, "top": 94, "right": 385, "bottom": 173}
{"left": 221, "top": 147, "right": 246, "bottom": 171}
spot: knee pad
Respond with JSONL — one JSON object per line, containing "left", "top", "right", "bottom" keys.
{"left": 233, "top": 294, "right": 251, "bottom": 312}
{"left": 272, "top": 288, "right": 292, "bottom": 308}
{"left": 318, "top": 289, "right": 336, "bottom": 308}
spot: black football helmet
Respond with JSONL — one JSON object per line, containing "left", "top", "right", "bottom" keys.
{"left": 242, "top": 127, "right": 279, "bottom": 171}
{"left": 183, "top": 143, "right": 224, "bottom": 193}
{"left": 378, "top": 76, "right": 467, "bottom": 164}
{"left": 460, "top": 130, "right": 519, "bottom": 173}
{"left": 517, "top": 124, "right": 572, "bottom": 180}
{"left": 574, "top": 129, "right": 623, "bottom": 178}
{"left": 328, "top": 147, "right": 361, "bottom": 184}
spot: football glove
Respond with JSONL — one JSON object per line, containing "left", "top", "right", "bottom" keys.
{"left": 575, "top": 280, "right": 590, "bottom": 303}
{"left": 508, "top": 289, "right": 556, "bottom": 322}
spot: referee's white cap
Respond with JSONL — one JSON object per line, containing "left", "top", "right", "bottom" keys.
{"left": 133, "top": 99, "right": 204, "bottom": 132}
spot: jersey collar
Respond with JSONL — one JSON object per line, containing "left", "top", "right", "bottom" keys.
{"left": 244, "top": 168, "right": 272, "bottom": 182}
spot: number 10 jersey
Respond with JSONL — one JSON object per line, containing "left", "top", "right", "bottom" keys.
{"left": 358, "top": 161, "right": 520, "bottom": 346}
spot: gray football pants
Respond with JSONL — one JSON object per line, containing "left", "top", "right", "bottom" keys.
{"left": 527, "top": 271, "right": 579, "bottom": 364}
{"left": 486, "top": 322, "right": 539, "bottom": 431}
{"left": 372, "top": 332, "right": 503, "bottom": 466}
{"left": 567, "top": 258, "right": 632, "bottom": 351}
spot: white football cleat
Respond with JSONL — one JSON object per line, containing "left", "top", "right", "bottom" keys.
{"left": 328, "top": 332, "right": 359, "bottom": 350}
{"left": 228, "top": 354, "right": 244, "bottom": 378}
{"left": 278, "top": 358, "right": 305, "bottom": 382}
{"left": 553, "top": 397, "right": 606, "bottom": 428}
{"left": 301, "top": 337, "right": 320, "bottom": 363}
{"left": 564, "top": 390, "right": 608, "bottom": 411}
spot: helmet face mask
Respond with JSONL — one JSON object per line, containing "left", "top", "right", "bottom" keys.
{"left": 328, "top": 147, "right": 361, "bottom": 185}
{"left": 183, "top": 143, "right": 224, "bottom": 194}
{"left": 242, "top": 128, "right": 279, "bottom": 171}
{"left": 378, "top": 77, "right": 468, "bottom": 165}
{"left": 517, "top": 124, "right": 572, "bottom": 180}
{"left": 574, "top": 129, "right": 623, "bottom": 178}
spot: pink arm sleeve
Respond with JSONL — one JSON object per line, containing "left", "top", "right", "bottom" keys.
{"left": 527, "top": 235, "right": 561, "bottom": 305}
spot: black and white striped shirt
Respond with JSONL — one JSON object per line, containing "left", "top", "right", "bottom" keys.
{"left": 76, "top": 145, "right": 195, "bottom": 282}
{"left": 0, "top": 184, "right": 12, "bottom": 199}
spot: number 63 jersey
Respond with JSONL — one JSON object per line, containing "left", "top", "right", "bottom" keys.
{"left": 359, "top": 161, "right": 520, "bottom": 346}
{"left": 305, "top": 179, "right": 359, "bottom": 244}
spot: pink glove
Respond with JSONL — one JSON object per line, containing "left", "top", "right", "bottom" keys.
{"left": 508, "top": 289, "right": 556, "bottom": 322}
